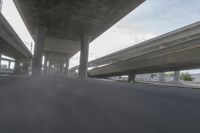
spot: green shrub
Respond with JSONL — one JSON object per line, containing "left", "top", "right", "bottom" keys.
{"left": 180, "top": 72, "right": 194, "bottom": 81}
{"left": 165, "top": 72, "right": 174, "bottom": 77}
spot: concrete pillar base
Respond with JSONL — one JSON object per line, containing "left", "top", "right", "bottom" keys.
{"left": 14, "top": 60, "right": 21, "bottom": 75}
{"left": 174, "top": 71, "right": 180, "bottom": 84}
{"left": 128, "top": 73, "right": 136, "bottom": 83}
{"left": 159, "top": 72, "right": 165, "bottom": 83}
{"left": 43, "top": 53, "right": 48, "bottom": 75}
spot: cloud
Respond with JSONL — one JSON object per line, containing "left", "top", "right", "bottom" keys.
{"left": 115, "top": 0, "right": 200, "bottom": 35}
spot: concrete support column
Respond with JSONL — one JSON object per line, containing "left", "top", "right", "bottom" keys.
{"left": 8, "top": 61, "right": 11, "bottom": 70}
{"left": 47, "top": 61, "right": 52, "bottom": 75}
{"left": 79, "top": 34, "right": 90, "bottom": 78}
{"left": 64, "top": 56, "right": 69, "bottom": 76}
{"left": 159, "top": 72, "right": 165, "bottom": 83}
{"left": 60, "top": 61, "right": 64, "bottom": 74}
{"left": 14, "top": 60, "right": 21, "bottom": 74}
{"left": 26, "top": 59, "right": 32, "bottom": 75}
{"left": 128, "top": 73, "right": 136, "bottom": 83}
{"left": 174, "top": 70, "right": 180, "bottom": 83}
{"left": 22, "top": 63, "right": 29, "bottom": 75}
{"left": 32, "top": 27, "right": 47, "bottom": 76}
{"left": 29, "top": 60, "right": 32, "bottom": 75}
{"left": 49, "top": 65, "right": 52, "bottom": 75}
{"left": 43, "top": 54, "right": 48, "bottom": 75}
{"left": 59, "top": 61, "right": 62, "bottom": 74}
{"left": 0, "top": 54, "right": 2, "bottom": 68}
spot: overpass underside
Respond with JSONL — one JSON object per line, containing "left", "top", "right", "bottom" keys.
{"left": 12, "top": 0, "right": 144, "bottom": 77}
{"left": 1, "top": 1, "right": 200, "bottom": 132}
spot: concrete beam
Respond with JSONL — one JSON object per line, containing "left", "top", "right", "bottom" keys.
{"left": 32, "top": 27, "right": 47, "bottom": 76}
{"left": 79, "top": 34, "right": 90, "bottom": 78}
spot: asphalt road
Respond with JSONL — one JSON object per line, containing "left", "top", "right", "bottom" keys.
{"left": 0, "top": 76, "right": 200, "bottom": 133}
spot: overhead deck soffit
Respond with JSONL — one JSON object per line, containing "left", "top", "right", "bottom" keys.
{"left": 0, "top": 38, "right": 23, "bottom": 58}
{"left": 13, "top": 0, "right": 144, "bottom": 42}
{"left": 44, "top": 37, "right": 80, "bottom": 56}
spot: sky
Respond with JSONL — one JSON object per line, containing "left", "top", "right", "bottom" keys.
{"left": 1, "top": 0, "right": 200, "bottom": 73}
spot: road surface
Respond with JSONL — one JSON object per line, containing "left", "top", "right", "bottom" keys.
{"left": 0, "top": 76, "right": 200, "bottom": 133}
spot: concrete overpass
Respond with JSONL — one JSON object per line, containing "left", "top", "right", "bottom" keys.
{"left": 1, "top": 1, "right": 200, "bottom": 132}
{"left": 0, "top": 10, "right": 32, "bottom": 74}
{"left": 73, "top": 21, "right": 200, "bottom": 79}
{"left": 0, "top": 13, "right": 32, "bottom": 60}
{"left": 13, "top": 0, "right": 145, "bottom": 77}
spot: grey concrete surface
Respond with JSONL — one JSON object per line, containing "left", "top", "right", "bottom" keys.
{"left": 12, "top": 0, "right": 144, "bottom": 76}
{"left": 72, "top": 22, "right": 200, "bottom": 77}
{"left": 71, "top": 21, "right": 200, "bottom": 73}
{"left": 13, "top": 0, "right": 144, "bottom": 58}
{"left": 0, "top": 76, "right": 200, "bottom": 133}
{"left": 32, "top": 27, "right": 47, "bottom": 76}
{"left": 0, "top": 13, "right": 32, "bottom": 59}
{"left": 79, "top": 35, "right": 90, "bottom": 77}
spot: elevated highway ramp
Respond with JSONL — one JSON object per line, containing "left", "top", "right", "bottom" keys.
{"left": 87, "top": 22, "right": 200, "bottom": 77}
{"left": 0, "top": 13, "right": 32, "bottom": 59}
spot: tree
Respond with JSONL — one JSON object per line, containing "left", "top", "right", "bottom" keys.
{"left": 180, "top": 72, "right": 194, "bottom": 81}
